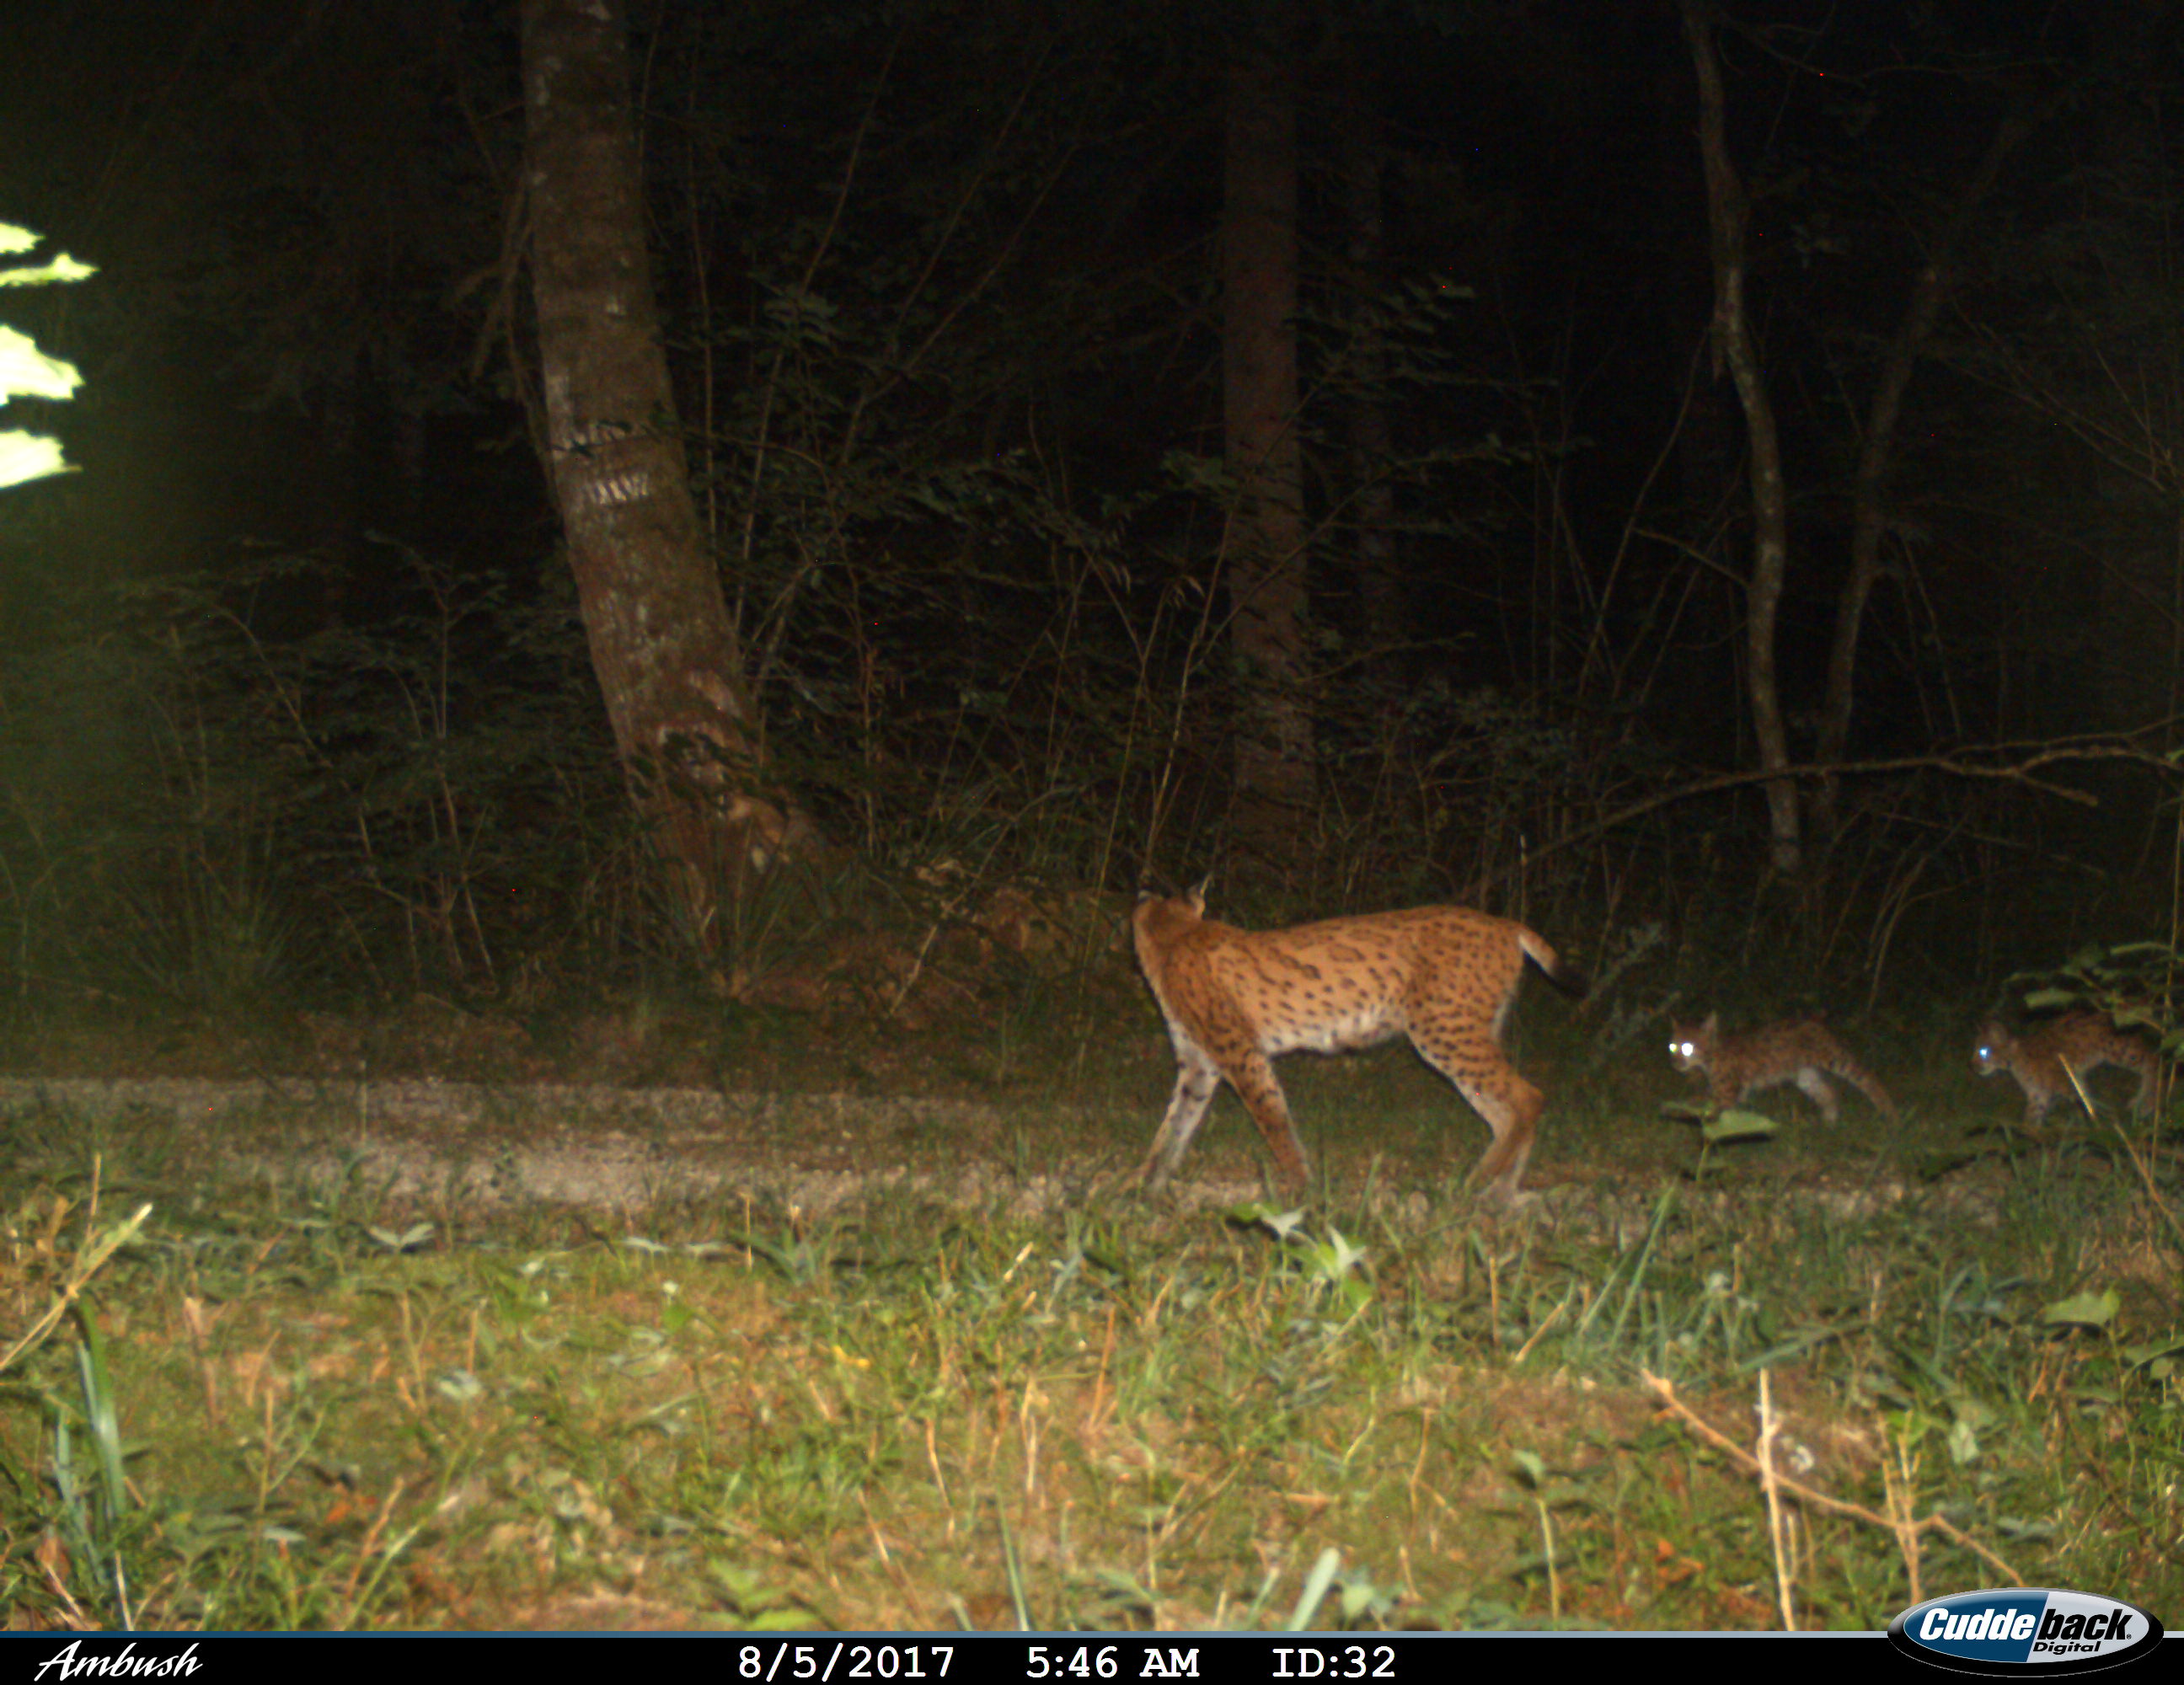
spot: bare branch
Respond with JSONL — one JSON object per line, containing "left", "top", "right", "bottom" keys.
{"left": 1486, "top": 730, "right": 2181, "bottom": 894}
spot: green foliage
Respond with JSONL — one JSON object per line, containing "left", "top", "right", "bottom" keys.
{"left": 1659, "top": 1099, "right": 1785, "bottom": 1185}
{"left": 0, "top": 544, "right": 624, "bottom": 1005}
{"left": 0, "top": 222, "right": 94, "bottom": 490}
{"left": 1239, "top": 1204, "right": 1376, "bottom": 1317}
{"left": 2003, "top": 939, "right": 2181, "bottom": 1051}
{"left": 51, "top": 1307, "right": 136, "bottom": 1624}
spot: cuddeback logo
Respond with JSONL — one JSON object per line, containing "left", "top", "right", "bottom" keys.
{"left": 1887, "top": 1588, "right": 2165, "bottom": 1675}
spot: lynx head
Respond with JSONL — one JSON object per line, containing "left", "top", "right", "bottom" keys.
{"left": 1132, "top": 880, "right": 1211, "bottom": 959}
{"left": 1667, "top": 1012, "right": 1721, "bottom": 1073}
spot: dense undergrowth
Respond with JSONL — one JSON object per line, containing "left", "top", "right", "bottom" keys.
{"left": 6, "top": 525, "right": 2155, "bottom": 1037}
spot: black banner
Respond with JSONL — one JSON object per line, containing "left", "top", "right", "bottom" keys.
{"left": 2, "top": 1628, "right": 1907, "bottom": 1682}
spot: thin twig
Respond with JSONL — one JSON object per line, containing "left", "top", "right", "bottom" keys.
{"left": 336, "top": 1477, "right": 408, "bottom": 1616}
{"left": 0, "top": 1200, "right": 154, "bottom": 1379}
{"left": 1643, "top": 1372, "right": 2024, "bottom": 1588}
{"left": 1491, "top": 734, "right": 2183, "bottom": 894}
{"left": 1755, "top": 1369, "right": 1796, "bottom": 1632}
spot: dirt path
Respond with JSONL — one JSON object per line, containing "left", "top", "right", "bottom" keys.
{"left": 0, "top": 1070, "right": 1962, "bottom": 1233}
{"left": 0, "top": 1073, "right": 1170, "bottom": 1219}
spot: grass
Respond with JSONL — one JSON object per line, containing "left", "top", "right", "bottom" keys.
{"left": 0, "top": 1035, "right": 2177, "bottom": 1634}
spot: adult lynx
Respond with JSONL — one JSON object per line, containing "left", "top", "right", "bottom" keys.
{"left": 1132, "top": 889, "right": 1585, "bottom": 1201}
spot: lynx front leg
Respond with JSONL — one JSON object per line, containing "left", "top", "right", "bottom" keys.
{"left": 1849, "top": 1069, "right": 1899, "bottom": 1123}
{"left": 1222, "top": 1046, "right": 1312, "bottom": 1191}
{"left": 2021, "top": 1082, "right": 2055, "bottom": 1129}
{"left": 1142, "top": 1047, "right": 1222, "bottom": 1190}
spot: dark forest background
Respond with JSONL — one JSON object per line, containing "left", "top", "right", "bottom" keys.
{"left": 3, "top": 0, "right": 2181, "bottom": 1032}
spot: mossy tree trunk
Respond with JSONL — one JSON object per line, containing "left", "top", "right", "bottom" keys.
{"left": 521, "top": 0, "right": 812, "bottom": 944}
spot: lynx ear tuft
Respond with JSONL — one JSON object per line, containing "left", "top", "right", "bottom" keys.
{"left": 1187, "top": 875, "right": 1211, "bottom": 913}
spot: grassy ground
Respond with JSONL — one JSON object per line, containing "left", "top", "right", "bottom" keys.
{"left": 0, "top": 998, "right": 2177, "bottom": 1633}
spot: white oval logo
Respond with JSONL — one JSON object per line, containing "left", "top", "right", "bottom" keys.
{"left": 1887, "top": 1588, "right": 2165, "bottom": 1675}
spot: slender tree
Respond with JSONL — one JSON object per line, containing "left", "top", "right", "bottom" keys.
{"left": 1681, "top": 0, "right": 1800, "bottom": 875}
{"left": 521, "top": 0, "right": 811, "bottom": 939}
{"left": 1811, "top": 99, "right": 2038, "bottom": 847}
{"left": 1222, "top": 0, "right": 1316, "bottom": 872}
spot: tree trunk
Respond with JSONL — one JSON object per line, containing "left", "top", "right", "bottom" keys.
{"left": 1812, "top": 104, "right": 2035, "bottom": 848}
{"left": 521, "top": 0, "right": 809, "bottom": 941}
{"left": 1338, "top": 45, "right": 1404, "bottom": 664}
{"left": 1681, "top": 0, "right": 1800, "bottom": 877}
{"left": 1222, "top": 0, "right": 1316, "bottom": 874}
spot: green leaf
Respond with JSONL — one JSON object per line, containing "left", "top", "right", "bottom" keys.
{"left": 1320, "top": 1226, "right": 1368, "bottom": 1277}
{"left": 365, "top": 1222, "right": 435, "bottom": 1253}
{"left": 744, "top": 1609, "right": 827, "bottom": 1631}
{"left": 434, "top": 1368, "right": 484, "bottom": 1403}
{"left": 2118, "top": 1330, "right": 2184, "bottom": 1372}
{"left": 1703, "top": 1108, "right": 1780, "bottom": 1144}
{"left": 0, "top": 253, "right": 96, "bottom": 287}
{"left": 1239, "top": 1204, "right": 1306, "bottom": 1241}
{"left": 1285, "top": 1548, "right": 1343, "bottom": 1632}
{"left": 2041, "top": 1289, "right": 2120, "bottom": 1329}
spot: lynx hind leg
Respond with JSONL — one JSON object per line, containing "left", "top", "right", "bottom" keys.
{"left": 1850, "top": 1067, "right": 1901, "bottom": 1122}
{"left": 2125, "top": 1056, "right": 2158, "bottom": 1116}
{"left": 1465, "top": 1069, "right": 1545, "bottom": 1205}
{"left": 1410, "top": 1022, "right": 1544, "bottom": 1204}
{"left": 1476, "top": 1073, "right": 1546, "bottom": 1205}
{"left": 1793, "top": 1070, "right": 1842, "bottom": 1124}
{"left": 1141, "top": 1046, "right": 1222, "bottom": 1190}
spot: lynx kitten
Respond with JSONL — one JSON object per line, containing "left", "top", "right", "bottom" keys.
{"left": 1668, "top": 1014, "right": 1899, "bottom": 1122}
{"left": 1973, "top": 1013, "right": 2160, "bottom": 1126}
